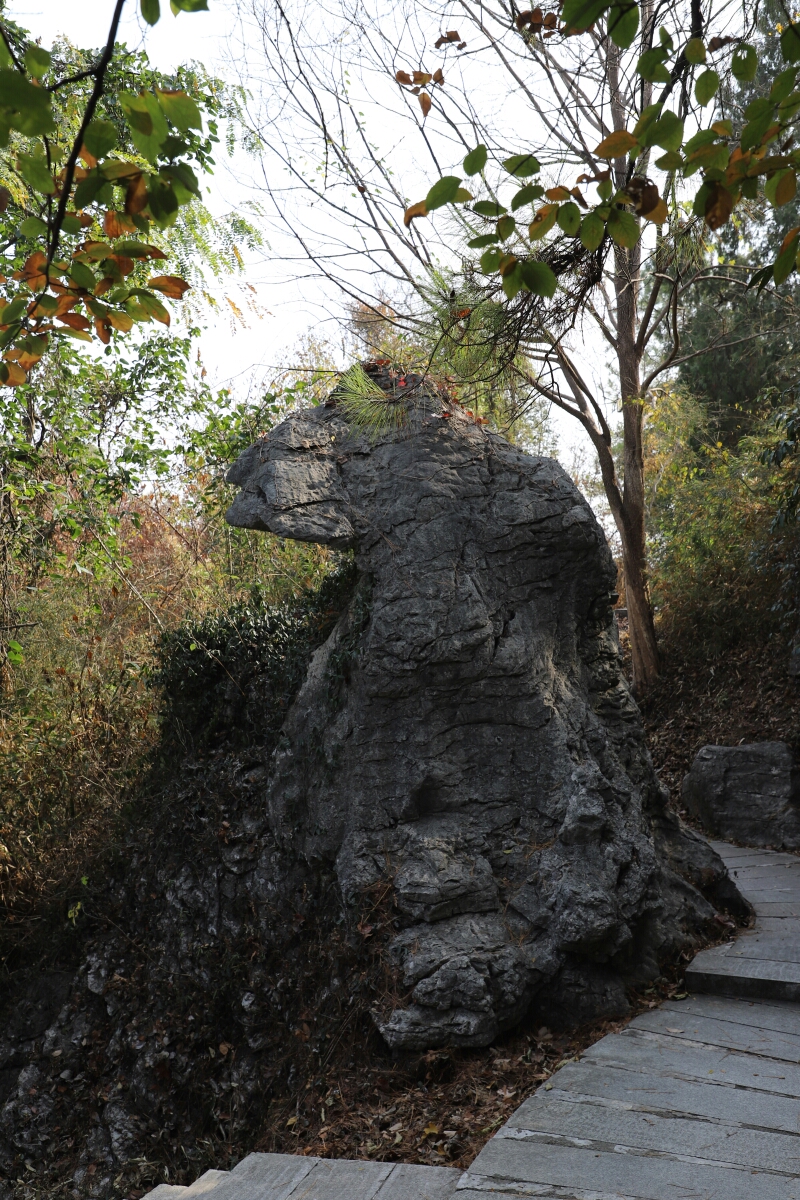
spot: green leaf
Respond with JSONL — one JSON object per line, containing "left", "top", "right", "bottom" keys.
{"left": 561, "top": 0, "right": 610, "bottom": 32}
{"left": 463, "top": 145, "right": 488, "bottom": 175}
{"left": 17, "top": 151, "right": 54, "bottom": 194}
{"left": 84, "top": 119, "right": 118, "bottom": 158}
{"left": 156, "top": 89, "right": 202, "bottom": 132}
{"left": 771, "top": 67, "right": 797, "bottom": 104}
{"left": 741, "top": 114, "right": 775, "bottom": 153}
{"left": 580, "top": 212, "right": 605, "bottom": 250}
{"left": 732, "top": 43, "right": 758, "bottom": 81}
{"left": 684, "top": 38, "right": 706, "bottom": 64}
{"left": 694, "top": 70, "right": 719, "bottom": 106}
{"left": 73, "top": 170, "right": 105, "bottom": 209}
{"left": 61, "top": 214, "right": 83, "bottom": 235}
{"left": 645, "top": 111, "right": 684, "bottom": 151}
{"left": 468, "top": 234, "right": 499, "bottom": 248}
{"left": 606, "top": 207, "right": 639, "bottom": 248}
{"left": 1, "top": 297, "right": 28, "bottom": 325}
{"left": 497, "top": 214, "right": 516, "bottom": 239}
{"left": 773, "top": 231, "right": 799, "bottom": 284}
{"left": 120, "top": 91, "right": 168, "bottom": 162}
{"left": 637, "top": 48, "right": 670, "bottom": 83}
{"left": 160, "top": 162, "right": 200, "bottom": 198}
{"left": 655, "top": 149, "right": 682, "bottom": 170}
{"left": 170, "top": 0, "right": 209, "bottom": 10}
{"left": 683, "top": 127, "right": 718, "bottom": 155}
{"left": 480, "top": 248, "right": 502, "bottom": 273}
{"left": 24, "top": 45, "right": 51, "bottom": 78}
{"left": 141, "top": 0, "right": 161, "bottom": 23}
{"left": 473, "top": 200, "right": 506, "bottom": 217}
{"left": 19, "top": 215, "right": 47, "bottom": 237}
{"left": 454, "top": 187, "right": 473, "bottom": 202}
{"left": 425, "top": 175, "right": 463, "bottom": 211}
{"left": 658, "top": 27, "right": 674, "bottom": 51}
{"left": 782, "top": 24, "right": 800, "bottom": 64}
{"left": 0, "top": 69, "right": 54, "bottom": 137}
{"left": 502, "top": 154, "right": 541, "bottom": 178}
{"left": 556, "top": 201, "right": 581, "bottom": 235}
{"left": 607, "top": 2, "right": 639, "bottom": 49}
{"left": 502, "top": 262, "right": 525, "bottom": 300}
{"left": 68, "top": 261, "right": 97, "bottom": 290}
{"left": 519, "top": 259, "right": 557, "bottom": 297}
{"left": 747, "top": 264, "right": 773, "bottom": 292}
{"left": 511, "top": 183, "right": 544, "bottom": 210}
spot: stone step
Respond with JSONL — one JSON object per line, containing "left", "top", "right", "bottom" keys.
{"left": 144, "top": 1155, "right": 461, "bottom": 1200}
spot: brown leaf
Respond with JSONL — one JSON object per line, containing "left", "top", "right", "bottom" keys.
{"left": 543, "top": 12, "right": 557, "bottom": 27}
{"left": 94, "top": 316, "right": 111, "bottom": 344}
{"left": 55, "top": 296, "right": 78, "bottom": 317}
{"left": 147, "top": 274, "right": 191, "bottom": 299}
{"left": 109, "top": 255, "right": 135, "bottom": 277}
{"left": 404, "top": 201, "right": 428, "bottom": 227}
{"left": 594, "top": 130, "right": 639, "bottom": 159}
{"left": 124, "top": 173, "right": 147, "bottom": 215}
{"left": 57, "top": 312, "right": 91, "bottom": 331}
{"left": 103, "top": 210, "right": 137, "bottom": 238}
{"left": 79, "top": 145, "right": 98, "bottom": 169}
{"left": 457, "top": 42, "right": 467, "bottom": 49}
{"left": 419, "top": 93, "right": 432, "bottom": 118}
{"left": 0, "top": 187, "right": 9, "bottom": 213}
{"left": 704, "top": 181, "right": 734, "bottom": 230}
{"left": 545, "top": 186, "right": 571, "bottom": 201}
{"left": 515, "top": 10, "right": 533, "bottom": 28}
{"left": 1, "top": 361, "right": 27, "bottom": 386}
{"left": 776, "top": 169, "right": 797, "bottom": 207}
{"left": 413, "top": 71, "right": 433, "bottom": 85}
{"left": 433, "top": 68, "right": 444, "bottom": 85}
{"left": 94, "top": 278, "right": 114, "bottom": 296}
{"left": 395, "top": 70, "right": 413, "bottom": 85}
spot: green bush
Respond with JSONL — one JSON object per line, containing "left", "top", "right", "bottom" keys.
{"left": 153, "top": 556, "right": 359, "bottom": 750}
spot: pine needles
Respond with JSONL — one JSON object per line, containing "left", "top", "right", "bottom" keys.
{"left": 333, "top": 364, "right": 408, "bottom": 438}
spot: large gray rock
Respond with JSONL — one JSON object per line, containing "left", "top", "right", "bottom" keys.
{"left": 682, "top": 742, "right": 800, "bottom": 849}
{"left": 224, "top": 366, "right": 746, "bottom": 1048}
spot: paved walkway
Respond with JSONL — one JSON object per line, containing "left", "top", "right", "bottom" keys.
{"left": 147, "top": 842, "right": 800, "bottom": 1200}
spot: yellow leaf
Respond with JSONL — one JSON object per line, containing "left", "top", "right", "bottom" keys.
{"left": 286, "top": 1116, "right": 298, "bottom": 1127}
{"left": 545, "top": 186, "right": 571, "bottom": 201}
{"left": 423, "top": 1123, "right": 440, "bottom": 1136}
{"left": 594, "top": 130, "right": 639, "bottom": 159}
{"left": 404, "top": 200, "right": 428, "bottom": 227}
{"left": 643, "top": 197, "right": 668, "bottom": 224}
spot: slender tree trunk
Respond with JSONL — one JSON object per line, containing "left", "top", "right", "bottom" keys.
{"left": 612, "top": 240, "right": 660, "bottom": 695}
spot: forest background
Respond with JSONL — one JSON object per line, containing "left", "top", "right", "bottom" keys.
{"left": 1, "top": 0, "right": 800, "bottom": 1044}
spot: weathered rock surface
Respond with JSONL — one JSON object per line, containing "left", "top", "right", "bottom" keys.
{"left": 682, "top": 742, "right": 800, "bottom": 848}
{"left": 224, "top": 367, "right": 747, "bottom": 1048}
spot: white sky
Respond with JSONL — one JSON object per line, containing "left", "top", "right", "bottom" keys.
{"left": 18, "top": 0, "right": 608, "bottom": 464}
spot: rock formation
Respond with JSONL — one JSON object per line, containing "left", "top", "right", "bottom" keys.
{"left": 683, "top": 742, "right": 800, "bottom": 849}
{"left": 224, "top": 365, "right": 747, "bottom": 1049}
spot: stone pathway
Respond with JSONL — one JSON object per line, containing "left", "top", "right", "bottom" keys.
{"left": 146, "top": 842, "right": 800, "bottom": 1200}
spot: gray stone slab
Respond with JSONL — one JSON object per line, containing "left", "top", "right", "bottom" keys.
{"left": 289, "top": 1158, "right": 393, "bottom": 1199}
{"left": 470, "top": 1136, "right": 800, "bottom": 1199}
{"left": 712, "top": 936, "right": 800, "bottom": 964}
{"left": 454, "top": 1186, "right": 558, "bottom": 1199}
{"left": 657, "top": 994, "right": 800, "bottom": 1038}
{"left": 512, "top": 1059, "right": 800, "bottom": 1133}
{"left": 184, "top": 1172, "right": 234, "bottom": 1197}
{"left": 743, "top": 901, "right": 800, "bottom": 916}
{"left": 376, "top": 1164, "right": 461, "bottom": 1199}
{"left": 632, "top": 1004, "right": 800, "bottom": 1059}
{"left": 144, "top": 1188, "right": 188, "bottom": 1199}
{"left": 687, "top": 953, "right": 800, "bottom": 1003}
{"left": 203, "top": 1152, "right": 319, "bottom": 1200}
{"left": 586, "top": 1028, "right": 800, "bottom": 1095}
{"left": 493, "top": 1095, "right": 800, "bottom": 1172}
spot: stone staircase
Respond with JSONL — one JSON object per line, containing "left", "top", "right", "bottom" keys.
{"left": 146, "top": 842, "right": 800, "bottom": 1200}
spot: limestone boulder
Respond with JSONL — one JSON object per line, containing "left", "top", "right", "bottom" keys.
{"left": 682, "top": 742, "right": 800, "bottom": 849}
{"left": 224, "top": 366, "right": 747, "bottom": 1047}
